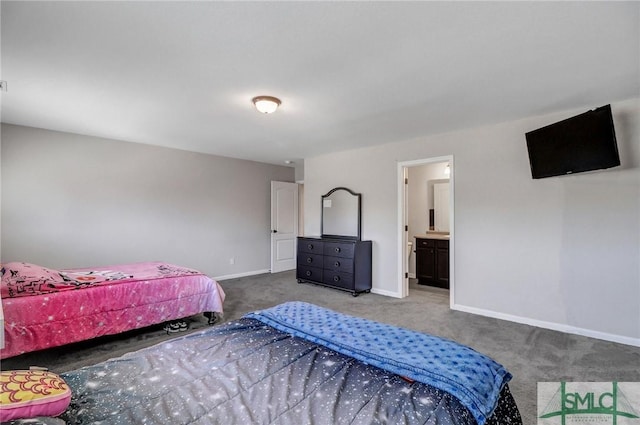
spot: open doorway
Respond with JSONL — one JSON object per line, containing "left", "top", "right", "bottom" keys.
{"left": 397, "top": 156, "right": 454, "bottom": 306}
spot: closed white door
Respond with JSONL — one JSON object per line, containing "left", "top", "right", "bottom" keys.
{"left": 270, "top": 181, "right": 299, "bottom": 273}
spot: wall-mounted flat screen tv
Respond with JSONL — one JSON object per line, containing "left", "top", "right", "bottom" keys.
{"left": 525, "top": 104, "right": 620, "bottom": 179}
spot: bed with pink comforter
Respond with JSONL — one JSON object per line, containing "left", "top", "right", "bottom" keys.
{"left": 0, "top": 261, "right": 225, "bottom": 359}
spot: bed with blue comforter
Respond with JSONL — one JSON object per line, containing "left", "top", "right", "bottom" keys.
{"left": 14, "top": 302, "right": 522, "bottom": 424}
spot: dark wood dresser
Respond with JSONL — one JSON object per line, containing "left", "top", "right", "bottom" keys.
{"left": 415, "top": 237, "right": 449, "bottom": 289}
{"left": 296, "top": 236, "right": 372, "bottom": 296}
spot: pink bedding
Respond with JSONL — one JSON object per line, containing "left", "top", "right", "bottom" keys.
{"left": 0, "top": 262, "right": 226, "bottom": 359}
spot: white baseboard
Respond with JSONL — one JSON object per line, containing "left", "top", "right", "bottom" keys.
{"left": 452, "top": 303, "right": 640, "bottom": 348}
{"left": 214, "top": 269, "right": 270, "bottom": 281}
{"left": 371, "top": 287, "right": 403, "bottom": 298}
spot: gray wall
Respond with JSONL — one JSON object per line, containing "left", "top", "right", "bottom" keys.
{"left": 304, "top": 98, "right": 640, "bottom": 344}
{"left": 1, "top": 124, "right": 294, "bottom": 279}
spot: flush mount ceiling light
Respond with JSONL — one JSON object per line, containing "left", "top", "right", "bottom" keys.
{"left": 252, "top": 96, "right": 281, "bottom": 114}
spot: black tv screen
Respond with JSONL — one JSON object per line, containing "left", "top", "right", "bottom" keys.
{"left": 525, "top": 104, "right": 620, "bottom": 179}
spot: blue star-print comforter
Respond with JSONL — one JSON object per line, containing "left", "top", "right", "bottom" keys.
{"left": 246, "top": 302, "right": 512, "bottom": 425}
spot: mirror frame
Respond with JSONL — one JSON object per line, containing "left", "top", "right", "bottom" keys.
{"left": 321, "top": 187, "right": 362, "bottom": 240}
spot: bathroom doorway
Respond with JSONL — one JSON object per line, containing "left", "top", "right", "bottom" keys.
{"left": 397, "top": 156, "right": 454, "bottom": 306}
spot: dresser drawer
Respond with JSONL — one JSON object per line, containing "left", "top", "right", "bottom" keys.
{"left": 298, "top": 253, "right": 323, "bottom": 268}
{"left": 323, "top": 255, "right": 353, "bottom": 273}
{"left": 298, "top": 239, "right": 324, "bottom": 254}
{"left": 297, "top": 265, "right": 323, "bottom": 282}
{"left": 415, "top": 238, "right": 435, "bottom": 248}
{"left": 436, "top": 240, "right": 449, "bottom": 249}
{"left": 323, "top": 241, "right": 355, "bottom": 258}
{"left": 323, "top": 271, "right": 354, "bottom": 290}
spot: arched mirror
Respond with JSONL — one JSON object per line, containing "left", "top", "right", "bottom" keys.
{"left": 321, "top": 187, "right": 361, "bottom": 240}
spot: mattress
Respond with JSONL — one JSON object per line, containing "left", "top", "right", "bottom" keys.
{"left": 8, "top": 302, "right": 521, "bottom": 424}
{"left": 1, "top": 262, "right": 225, "bottom": 359}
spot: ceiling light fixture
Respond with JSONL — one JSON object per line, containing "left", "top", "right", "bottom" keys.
{"left": 252, "top": 96, "right": 281, "bottom": 114}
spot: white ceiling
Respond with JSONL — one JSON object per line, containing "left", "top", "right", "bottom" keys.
{"left": 2, "top": 1, "right": 638, "bottom": 166}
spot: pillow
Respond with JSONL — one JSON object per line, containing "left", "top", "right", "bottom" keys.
{"left": 0, "top": 370, "right": 71, "bottom": 422}
{"left": 0, "top": 262, "right": 64, "bottom": 298}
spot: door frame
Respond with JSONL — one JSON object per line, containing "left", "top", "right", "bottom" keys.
{"left": 397, "top": 155, "right": 454, "bottom": 307}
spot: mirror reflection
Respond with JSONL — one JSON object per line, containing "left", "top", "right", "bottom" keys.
{"left": 432, "top": 181, "right": 450, "bottom": 232}
{"left": 321, "top": 187, "right": 361, "bottom": 239}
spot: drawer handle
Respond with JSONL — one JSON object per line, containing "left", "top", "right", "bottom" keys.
{"left": 333, "top": 276, "right": 340, "bottom": 282}
{"left": 308, "top": 244, "right": 314, "bottom": 250}
{"left": 305, "top": 270, "right": 311, "bottom": 277}
{"left": 307, "top": 257, "right": 313, "bottom": 263}
{"left": 334, "top": 261, "right": 340, "bottom": 267}
{"left": 335, "top": 247, "right": 341, "bottom": 253}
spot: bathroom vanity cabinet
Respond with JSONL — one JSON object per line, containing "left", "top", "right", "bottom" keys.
{"left": 415, "top": 237, "right": 449, "bottom": 289}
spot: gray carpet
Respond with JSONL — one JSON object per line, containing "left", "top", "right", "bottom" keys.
{"left": 3, "top": 271, "right": 639, "bottom": 425}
